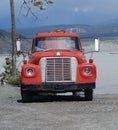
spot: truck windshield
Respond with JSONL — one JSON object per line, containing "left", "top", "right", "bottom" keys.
{"left": 34, "top": 36, "right": 80, "bottom": 51}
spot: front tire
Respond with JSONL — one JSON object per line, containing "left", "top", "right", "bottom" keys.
{"left": 21, "top": 90, "right": 32, "bottom": 102}
{"left": 84, "top": 89, "right": 93, "bottom": 101}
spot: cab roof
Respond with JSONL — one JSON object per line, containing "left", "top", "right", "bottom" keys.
{"left": 35, "top": 30, "right": 79, "bottom": 38}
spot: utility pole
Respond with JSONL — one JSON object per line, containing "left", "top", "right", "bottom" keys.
{"left": 10, "top": 0, "right": 16, "bottom": 77}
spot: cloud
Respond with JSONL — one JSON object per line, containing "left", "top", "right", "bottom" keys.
{"left": 73, "top": 7, "right": 79, "bottom": 13}
{"left": 73, "top": 7, "right": 94, "bottom": 13}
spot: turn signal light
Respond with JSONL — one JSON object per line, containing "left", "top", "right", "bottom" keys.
{"left": 89, "top": 59, "right": 93, "bottom": 63}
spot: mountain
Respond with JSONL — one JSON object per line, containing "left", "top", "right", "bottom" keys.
{"left": 1, "top": 23, "right": 118, "bottom": 53}
{"left": 0, "top": 30, "right": 32, "bottom": 54}
{"left": 16, "top": 24, "right": 84, "bottom": 38}
{"left": 0, "top": 30, "right": 11, "bottom": 39}
{"left": 0, "top": 30, "right": 12, "bottom": 54}
{"left": 16, "top": 24, "right": 118, "bottom": 39}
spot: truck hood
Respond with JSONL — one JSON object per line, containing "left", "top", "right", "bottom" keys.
{"left": 31, "top": 50, "right": 85, "bottom": 64}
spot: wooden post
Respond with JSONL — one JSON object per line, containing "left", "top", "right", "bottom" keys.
{"left": 10, "top": 0, "right": 16, "bottom": 77}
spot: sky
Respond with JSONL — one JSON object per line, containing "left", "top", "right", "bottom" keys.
{"left": 0, "top": 0, "right": 118, "bottom": 29}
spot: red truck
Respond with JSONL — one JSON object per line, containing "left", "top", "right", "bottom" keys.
{"left": 21, "top": 30, "right": 97, "bottom": 102}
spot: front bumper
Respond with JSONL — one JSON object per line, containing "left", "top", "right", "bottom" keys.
{"left": 21, "top": 82, "right": 96, "bottom": 93}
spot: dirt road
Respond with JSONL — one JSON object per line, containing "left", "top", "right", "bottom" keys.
{"left": 0, "top": 85, "right": 118, "bottom": 130}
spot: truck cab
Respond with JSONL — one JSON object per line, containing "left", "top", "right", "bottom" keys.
{"left": 21, "top": 30, "right": 97, "bottom": 102}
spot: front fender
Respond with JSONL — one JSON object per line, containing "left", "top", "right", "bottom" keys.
{"left": 76, "top": 63, "right": 97, "bottom": 83}
{"left": 21, "top": 63, "right": 41, "bottom": 85}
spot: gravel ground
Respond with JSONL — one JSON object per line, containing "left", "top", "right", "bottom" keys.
{"left": 0, "top": 85, "right": 118, "bottom": 130}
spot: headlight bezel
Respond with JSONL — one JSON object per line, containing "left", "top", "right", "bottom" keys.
{"left": 83, "top": 67, "right": 92, "bottom": 75}
{"left": 26, "top": 68, "right": 34, "bottom": 76}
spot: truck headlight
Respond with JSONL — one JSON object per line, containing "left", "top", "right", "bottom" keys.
{"left": 83, "top": 67, "right": 91, "bottom": 75}
{"left": 26, "top": 68, "right": 34, "bottom": 76}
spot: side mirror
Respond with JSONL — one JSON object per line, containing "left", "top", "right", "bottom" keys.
{"left": 16, "top": 38, "right": 21, "bottom": 52}
{"left": 95, "top": 39, "right": 100, "bottom": 52}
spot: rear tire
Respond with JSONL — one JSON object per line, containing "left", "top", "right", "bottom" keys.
{"left": 85, "top": 89, "right": 93, "bottom": 101}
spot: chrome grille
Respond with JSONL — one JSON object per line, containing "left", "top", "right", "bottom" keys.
{"left": 46, "top": 58, "right": 71, "bottom": 82}
{"left": 40, "top": 57, "right": 78, "bottom": 82}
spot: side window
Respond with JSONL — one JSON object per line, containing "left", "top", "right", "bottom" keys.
{"left": 34, "top": 39, "right": 44, "bottom": 51}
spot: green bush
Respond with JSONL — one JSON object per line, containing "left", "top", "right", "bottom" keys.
{"left": 8, "top": 75, "right": 21, "bottom": 87}
{"left": 0, "top": 57, "right": 21, "bottom": 87}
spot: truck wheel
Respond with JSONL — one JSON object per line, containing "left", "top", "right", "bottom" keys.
{"left": 21, "top": 90, "right": 32, "bottom": 102}
{"left": 84, "top": 89, "right": 93, "bottom": 101}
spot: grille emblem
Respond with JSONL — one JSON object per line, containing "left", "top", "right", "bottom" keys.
{"left": 56, "top": 52, "right": 61, "bottom": 56}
